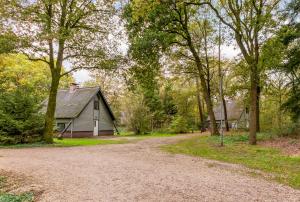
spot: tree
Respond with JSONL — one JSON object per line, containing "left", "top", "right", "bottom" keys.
{"left": 121, "top": 92, "right": 152, "bottom": 135}
{"left": 0, "top": 82, "right": 45, "bottom": 145}
{"left": 189, "top": 0, "right": 280, "bottom": 144}
{"left": 124, "top": 0, "right": 220, "bottom": 135}
{"left": 279, "top": 0, "right": 300, "bottom": 122}
{"left": 5, "top": 0, "right": 116, "bottom": 143}
{"left": 83, "top": 68, "right": 125, "bottom": 125}
{"left": 0, "top": 54, "right": 73, "bottom": 100}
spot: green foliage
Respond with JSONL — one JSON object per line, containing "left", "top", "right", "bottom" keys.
{"left": 169, "top": 116, "right": 190, "bottom": 133}
{"left": 0, "top": 33, "right": 19, "bottom": 54}
{"left": 0, "top": 54, "right": 73, "bottom": 100}
{"left": 0, "top": 87, "right": 44, "bottom": 145}
{"left": 278, "top": 2, "right": 300, "bottom": 122}
{"left": 122, "top": 93, "right": 152, "bottom": 135}
{"left": 163, "top": 133, "right": 300, "bottom": 188}
{"left": 273, "top": 122, "right": 300, "bottom": 137}
{"left": 282, "top": 89, "right": 300, "bottom": 121}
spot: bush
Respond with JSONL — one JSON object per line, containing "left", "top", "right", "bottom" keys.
{"left": 0, "top": 88, "right": 44, "bottom": 145}
{"left": 169, "top": 116, "right": 190, "bottom": 133}
{"left": 0, "top": 134, "right": 17, "bottom": 145}
{"left": 276, "top": 122, "right": 300, "bottom": 137}
{"left": 123, "top": 95, "right": 152, "bottom": 135}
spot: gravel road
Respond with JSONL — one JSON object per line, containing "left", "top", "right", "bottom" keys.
{"left": 0, "top": 134, "right": 299, "bottom": 202}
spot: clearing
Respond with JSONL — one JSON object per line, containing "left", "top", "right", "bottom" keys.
{"left": 0, "top": 133, "right": 299, "bottom": 202}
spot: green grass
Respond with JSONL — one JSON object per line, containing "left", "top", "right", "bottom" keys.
{"left": 0, "top": 138, "right": 127, "bottom": 148}
{"left": 118, "top": 131, "right": 179, "bottom": 138}
{"left": 0, "top": 192, "right": 33, "bottom": 202}
{"left": 163, "top": 133, "right": 300, "bottom": 189}
{"left": 53, "top": 138, "right": 127, "bottom": 146}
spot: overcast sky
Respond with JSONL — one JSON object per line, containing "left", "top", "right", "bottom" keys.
{"left": 71, "top": 44, "right": 240, "bottom": 83}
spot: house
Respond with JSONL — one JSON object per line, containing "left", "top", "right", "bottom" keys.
{"left": 44, "top": 83, "right": 116, "bottom": 137}
{"left": 207, "top": 100, "right": 249, "bottom": 129}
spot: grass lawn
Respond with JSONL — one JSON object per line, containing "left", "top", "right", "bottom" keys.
{"left": 163, "top": 133, "right": 300, "bottom": 189}
{"left": 53, "top": 138, "right": 127, "bottom": 146}
{"left": 0, "top": 138, "right": 127, "bottom": 148}
{"left": 0, "top": 192, "right": 33, "bottom": 202}
{"left": 118, "top": 131, "right": 179, "bottom": 139}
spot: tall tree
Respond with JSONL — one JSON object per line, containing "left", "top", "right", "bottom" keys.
{"left": 195, "top": 78, "right": 205, "bottom": 131}
{"left": 188, "top": 0, "right": 280, "bottom": 144}
{"left": 124, "top": 0, "right": 220, "bottom": 135}
{"left": 5, "top": 0, "right": 116, "bottom": 143}
{"left": 217, "top": 21, "right": 229, "bottom": 131}
{"left": 0, "top": 54, "right": 73, "bottom": 100}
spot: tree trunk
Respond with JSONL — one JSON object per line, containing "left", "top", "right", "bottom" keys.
{"left": 195, "top": 78, "right": 205, "bottom": 132}
{"left": 43, "top": 71, "right": 60, "bottom": 143}
{"left": 189, "top": 60, "right": 219, "bottom": 135}
{"left": 199, "top": 74, "right": 219, "bottom": 135}
{"left": 249, "top": 67, "right": 258, "bottom": 145}
{"left": 222, "top": 97, "right": 230, "bottom": 131}
{"left": 182, "top": 8, "right": 219, "bottom": 136}
{"left": 217, "top": 21, "right": 229, "bottom": 132}
{"left": 256, "top": 85, "right": 260, "bottom": 132}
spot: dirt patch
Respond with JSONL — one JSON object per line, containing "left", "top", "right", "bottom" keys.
{"left": 260, "top": 137, "right": 300, "bottom": 156}
{"left": 0, "top": 170, "right": 44, "bottom": 200}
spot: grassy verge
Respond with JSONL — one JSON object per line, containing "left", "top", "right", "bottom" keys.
{"left": 118, "top": 131, "right": 179, "bottom": 139}
{"left": 53, "top": 138, "right": 127, "bottom": 146}
{"left": 0, "top": 138, "right": 127, "bottom": 148}
{"left": 163, "top": 133, "right": 300, "bottom": 189}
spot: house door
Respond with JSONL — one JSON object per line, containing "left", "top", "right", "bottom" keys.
{"left": 93, "top": 120, "right": 98, "bottom": 136}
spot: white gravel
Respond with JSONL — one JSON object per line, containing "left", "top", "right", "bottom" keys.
{"left": 0, "top": 134, "right": 299, "bottom": 202}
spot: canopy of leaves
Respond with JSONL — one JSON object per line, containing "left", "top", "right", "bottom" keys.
{"left": 0, "top": 54, "right": 73, "bottom": 100}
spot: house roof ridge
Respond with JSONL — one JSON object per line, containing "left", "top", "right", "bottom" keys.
{"left": 58, "top": 86, "right": 100, "bottom": 91}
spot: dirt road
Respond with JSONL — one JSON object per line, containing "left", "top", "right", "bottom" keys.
{"left": 0, "top": 134, "right": 299, "bottom": 202}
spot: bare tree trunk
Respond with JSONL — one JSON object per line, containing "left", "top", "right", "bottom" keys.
{"left": 196, "top": 78, "right": 205, "bottom": 132}
{"left": 222, "top": 97, "right": 230, "bottom": 131}
{"left": 249, "top": 67, "right": 258, "bottom": 145}
{"left": 43, "top": 71, "right": 60, "bottom": 143}
{"left": 278, "top": 91, "right": 282, "bottom": 130}
{"left": 199, "top": 75, "right": 219, "bottom": 135}
{"left": 256, "top": 85, "right": 260, "bottom": 132}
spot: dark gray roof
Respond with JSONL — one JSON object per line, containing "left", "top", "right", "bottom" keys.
{"left": 44, "top": 87, "right": 115, "bottom": 120}
{"left": 208, "top": 100, "right": 245, "bottom": 121}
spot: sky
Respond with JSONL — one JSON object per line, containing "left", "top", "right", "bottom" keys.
{"left": 65, "top": 0, "right": 242, "bottom": 84}
{"left": 71, "top": 44, "right": 240, "bottom": 83}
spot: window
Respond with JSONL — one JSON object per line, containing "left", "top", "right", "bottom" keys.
{"left": 94, "top": 100, "right": 99, "bottom": 110}
{"left": 57, "top": 123, "right": 65, "bottom": 132}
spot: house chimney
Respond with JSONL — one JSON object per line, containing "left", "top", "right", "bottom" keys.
{"left": 69, "top": 83, "right": 79, "bottom": 93}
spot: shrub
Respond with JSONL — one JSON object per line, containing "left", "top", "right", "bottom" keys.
{"left": 0, "top": 88, "right": 44, "bottom": 145}
{"left": 169, "top": 116, "right": 190, "bottom": 133}
{"left": 124, "top": 95, "right": 152, "bottom": 135}
{"left": 277, "top": 122, "right": 300, "bottom": 137}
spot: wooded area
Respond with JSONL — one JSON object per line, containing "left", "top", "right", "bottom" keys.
{"left": 0, "top": 0, "right": 299, "bottom": 145}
